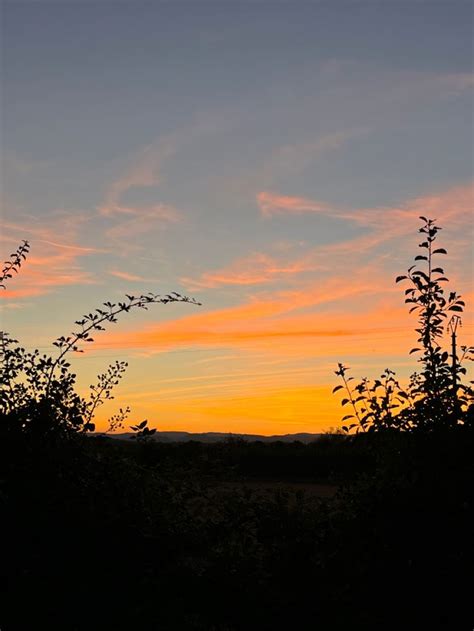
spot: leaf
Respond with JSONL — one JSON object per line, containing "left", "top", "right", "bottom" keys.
{"left": 332, "top": 385, "right": 343, "bottom": 393}
{"left": 411, "top": 270, "right": 429, "bottom": 281}
{"left": 414, "top": 255, "right": 427, "bottom": 261}
{"left": 341, "top": 398, "right": 350, "bottom": 406}
{"left": 342, "top": 415, "right": 354, "bottom": 421}
{"left": 448, "top": 305, "right": 463, "bottom": 312}
{"left": 409, "top": 348, "right": 421, "bottom": 354}
{"left": 433, "top": 248, "right": 447, "bottom": 255}
{"left": 395, "top": 275, "right": 407, "bottom": 283}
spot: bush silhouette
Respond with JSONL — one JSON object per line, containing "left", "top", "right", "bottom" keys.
{"left": 0, "top": 241, "right": 200, "bottom": 439}
{"left": 335, "top": 217, "right": 474, "bottom": 432}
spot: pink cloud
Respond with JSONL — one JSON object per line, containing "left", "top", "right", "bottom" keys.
{"left": 1, "top": 250, "right": 97, "bottom": 299}
{"left": 192, "top": 184, "right": 473, "bottom": 295}
{"left": 257, "top": 191, "right": 340, "bottom": 217}
{"left": 0, "top": 212, "right": 99, "bottom": 299}
{"left": 181, "top": 252, "right": 317, "bottom": 290}
{"left": 257, "top": 182, "right": 473, "bottom": 242}
{"left": 96, "top": 269, "right": 395, "bottom": 358}
{"left": 108, "top": 270, "right": 146, "bottom": 282}
{"left": 95, "top": 182, "right": 473, "bottom": 360}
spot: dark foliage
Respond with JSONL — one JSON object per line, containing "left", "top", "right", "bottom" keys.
{"left": 2, "top": 432, "right": 472, "bottom": 630}
{"left": 0, "top": 242, "right": 200, "bottom": 439}
{"left": 335, "top": 218, "right": 474, "bottom": 432}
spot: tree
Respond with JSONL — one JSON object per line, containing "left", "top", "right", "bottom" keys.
{"left": 334, "top": 218, "right": 474, "bottom": 432}
{"left": 0, "top": 241, "right": 200, "bottom": 439}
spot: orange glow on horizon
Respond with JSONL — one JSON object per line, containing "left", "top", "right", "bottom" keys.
{"left": 93, "top": 383, "right": 343, "bottom": 435}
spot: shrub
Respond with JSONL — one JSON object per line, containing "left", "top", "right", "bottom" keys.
{"left": 0, "top": 241, "right": 199, "bottom": 439}
{"left": 335, "top": 218, "right": 474, "bottom": 432}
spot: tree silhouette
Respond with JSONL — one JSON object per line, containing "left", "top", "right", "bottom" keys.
{"left": 335, "top": 217, "right": 474, "bottom": 432}
{"left": 0, "top": 242, "right": 200, "bottom": 438}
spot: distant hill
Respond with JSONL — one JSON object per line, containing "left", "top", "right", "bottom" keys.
{"left": 93, "top": 431, "right": 323, "bottom": 444}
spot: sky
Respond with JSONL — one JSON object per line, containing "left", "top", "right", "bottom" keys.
{"left": 1, "top": 0, "right": 473, "bottom": 434}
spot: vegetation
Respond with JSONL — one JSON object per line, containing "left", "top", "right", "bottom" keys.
{"left": 1, "top": 220, "right": 472, "bottom": 630}
{"left": 335, "top": 217, "right": 474, "bottom": 432}
{"left": 0, "top": 245, "right": 199, "bottom": 439}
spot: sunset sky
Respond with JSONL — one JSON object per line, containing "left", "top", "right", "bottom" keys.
{"left": 1, "top": 1, "right": 473, "bottom": 434}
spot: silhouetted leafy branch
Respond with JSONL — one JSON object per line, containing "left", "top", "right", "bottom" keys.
{"left": 82, "top": 360, "right": 129, "bottom": 432}
{"left": 0, "top": 240, "right": 30, "bottom": 289}
{"left": 46, "top": 291, "right": 200, "bottom": 397}
{"left": 105, "top": 406, "right": 131, "bottom": 434}
{"left": 130, "top": 418, "right": 157, "bottom": 441}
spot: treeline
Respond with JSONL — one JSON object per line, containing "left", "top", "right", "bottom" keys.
{"left": 93, "top": 433, "right": 376, "bottom": 481}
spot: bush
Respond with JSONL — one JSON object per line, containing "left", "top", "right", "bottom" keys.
{"left": 335, "top": 217, "right": 474, "bottom": 432}
{"left": 0, "top": 241, "right": 199, "bottom": 440}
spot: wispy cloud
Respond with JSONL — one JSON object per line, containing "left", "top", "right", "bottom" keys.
{"left": 181, "top": 252, "right": 317, "bottom": 290}
{"left": 107, "top": 269, "right": 163, "bottom": 283}
{"left": 104, "top": 204, "right": 181, "bottom": 246}
{"left": 257, "top": 192, "right": 340, "bottom": 218}
{"left": 1, "top": 251, "right": 97, "bottom": 299}
{"left": 97, "top": 139, "right": 184, "bottom": 252}
{"left": 258, "top": 182, "right": 473, "bottom": 239}
{"left": 95, "top": 271, "right": 399, "bottom": 357}
{"left": 186, "top": 181, "right": 472, "bottom": 294}
{"left": 108, "top": 270, "right": 146, "bottom": 282}
{"left": 94, "top": 181, "right": 473, "bottom": 359}
{"left": 259, "top": 127, "right": 370, "bottom": 185}
{"left": 99, "top": 139, "right": 178, "bottom": 218}
{"left": 0, "top": 211, "right": 99, "bottom": 299}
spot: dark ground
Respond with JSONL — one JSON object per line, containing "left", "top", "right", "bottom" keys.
{"left": 2, "top": 431, "right": 473, "bottom": 630}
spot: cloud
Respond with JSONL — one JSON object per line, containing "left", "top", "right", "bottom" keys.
{"left": 189, "top": 182, "right": 473, "bottom": 294}
{"left": 91, "top": 181, "right": 473, "bottom": 359}
{"left": 97, "top": 139, "right": 184, "bottom": 252}
{"left": 107, "top": 269, "right": 163, "bottom": 283}
{"left": 318, "top": 62, "right": 474, "bottom": 110}
{"left": 0, "top": 211, "right": 99, "bottom": 299}
{"left": 1, "top": 252, "right": 97, "bottom": 299}
{"left": 91, "top": 270, "right": 399, "bottom": 357}
{"left": 257, "top": 192, "right": 340, "bottom": 218}
{"left": 104, "top": 204, "right": 181, "bottom": 246}
{"left": 99, "top": 140, "right": 178, "bottom": 217}
{"left": 181, "top": 252, "right": 317, "bottom": 290}
{"left": 259, "top": 128, "right": 370, "bottom": 185}
{"left": 258, "top": 182, "right": 473, "bottom": 242}
{"left": 99, "top": 116, "right": 223, "bottom": 220}
{"left": 108, "top": 270, "right": 146, "bottom": 282}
